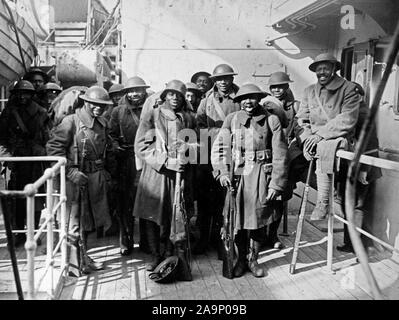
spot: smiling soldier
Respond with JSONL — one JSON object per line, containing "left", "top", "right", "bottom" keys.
{"left": 286, "top": 53, "right": 361, "bottom": 221}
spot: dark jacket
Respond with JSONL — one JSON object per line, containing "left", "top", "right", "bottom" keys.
{"left": 133, "top": 102, "right": 196, "bottom": 226}
{"left": 46, "top": 106, "right": 115, "bottom": 231}
{"left": 211, "top": 107, "right": 288, "bottom": 230}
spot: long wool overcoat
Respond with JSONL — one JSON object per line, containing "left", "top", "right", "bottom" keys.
{"left": 211, "top": 107, "right": 288, "bottom": 230}
{"left": 133, "top": 102, "right": 196, "bottom": 227}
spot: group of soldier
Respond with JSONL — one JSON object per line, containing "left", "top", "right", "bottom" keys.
{"left": 0, "top": 52, "right": 381, "bottom": 281}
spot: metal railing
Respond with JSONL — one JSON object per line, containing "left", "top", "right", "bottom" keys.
{"left": 325, "top": 150, "right": 399, "bottom": 270}
{"left": 0, "top": 156, "right": 67, "bottom": 300}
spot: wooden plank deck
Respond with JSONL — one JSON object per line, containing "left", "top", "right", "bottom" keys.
{"left": 2, "top": 212, "right": 399, "bottom": 300}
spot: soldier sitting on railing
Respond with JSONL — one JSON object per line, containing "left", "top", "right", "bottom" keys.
{"left": 46, "top": 86, "right": 117, "bottom": 276}
{"left": 284, "top": 54, "right": 361, "bottom": 221}
{"left": 0, "top": 80, "right": 50, "bottom": 247}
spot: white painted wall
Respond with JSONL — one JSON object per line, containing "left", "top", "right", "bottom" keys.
{"left": 120, "top": 0, "right": 321, "bottom": 96}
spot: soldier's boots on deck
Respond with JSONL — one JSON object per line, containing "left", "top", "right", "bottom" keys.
{"left": 146, "top": 255, "right": 162, "bottom": 272}
{"left": 310, "top": 172, "right": 332, "bottom": 221}
{"left": 248, "top": 241, "right": 265, "bottom": 278}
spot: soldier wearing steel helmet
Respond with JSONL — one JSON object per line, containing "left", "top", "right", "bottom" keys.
{"left": 133, "top": 80, "right": 196, "bottom": 273}
{"left": 37, "top": 82, "right": 62, "bottom": 111}
{"left": 191, "top": 71, "right": 213, "bottom": 99}
{"left": 0, "top": 80, "right": 50, "bottom": 246}
{"left": 211, "top": 83, "right": 288, "bottom": 278}
{"left": 195, "top": 64, "right": 241, "bottom": 255}
{"left": 185, "top": 82, "right": 202, "bottom": 113}
{"left": 46, "top": 86, "right": 117, "bottom": 276}
{"left": 108, "top": 77, "right": 151, "bottom": 255}
{"left": 286, "top": 53, "right": 361, "bottom": 221}
{"left": 104, "top": 83, "right": 125, "bottom": 121}
{"left": 261, "top": 71, "right": 300, "bottom": 250}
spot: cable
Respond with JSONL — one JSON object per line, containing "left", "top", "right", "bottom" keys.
{"left": 345, "top": 20, "right": 399, "bottom": 300}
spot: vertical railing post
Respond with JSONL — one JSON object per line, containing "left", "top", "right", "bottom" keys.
{"left": 326, "top": 173, "right": 335, "bottom": 273}
{"left": 45, "top": 170, "right": 54, "bottom": 297}
{"left": 60, "top": 164, "right": 67, "bottom": 275}
{"left": 25, "top": 186, "right": 37, "bottom": 300}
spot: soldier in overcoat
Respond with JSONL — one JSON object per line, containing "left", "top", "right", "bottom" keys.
{"left": 109, "top": 77, "right": 151, "bottom": 255}
{"left": 211, "top": 83, "right": 288, "bottom": 278}
{"left": 133, "top": 80, "right": 196, "bottom": 272}
{"left": 46, "top": 86, "right": 116, "bottom": 275}
{"left": 287, "top": 53, "right": 361, "bottom": 221}
{"left": 0, "top": 80, "right": 49, "bottom": 246}
{"left": 261, "top": 71, "right": 300, "bottom": 249}
{"left": 194, "top": 64, "right": 241, "bottom": 255}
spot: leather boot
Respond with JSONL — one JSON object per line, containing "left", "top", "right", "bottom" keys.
{"left": 80, "top": 232, "right": 104, "bottom": 274}
{"left": 310, "top": 172, "right": 332, "bottom": 221}
{"left": 233, "top": 232, "right": 248, "bottom": 278}
{"left": 248, "top": 240, "right": 265, "bottom": 278}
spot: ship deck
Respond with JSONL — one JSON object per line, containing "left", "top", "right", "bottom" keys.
{"left": 2, "top": 212, "right": 398, "bottom": 300}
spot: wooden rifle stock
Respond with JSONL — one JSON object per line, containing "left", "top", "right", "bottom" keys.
{"left": 222, "top": 152, "right": 236, "bottom": 279}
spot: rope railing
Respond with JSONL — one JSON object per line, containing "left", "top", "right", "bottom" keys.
{"left": 0, "top": 156, "right": 67, "bottom": 300}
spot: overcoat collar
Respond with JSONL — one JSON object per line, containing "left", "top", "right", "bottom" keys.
{"left": 316, "top": 75, "right": 346, "bottom": 95}
{"left": 76, "top": 106, "right": 107, "bottom": 128}
{"left": 236, "top": 107, "right": 266, "bottom": 126}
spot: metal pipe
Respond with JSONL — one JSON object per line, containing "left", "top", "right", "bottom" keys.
{"left": 345, "top": 20, "right": 399, "bottom": 300}
{"left": 326, "top": 172, "right": 335, "bottom": 272}
{"left": 25, "top": 193, "right": 36, "bottom": 300}
{"left": 46, "top": 175, "right": 54, "bottom": 297}
{"left": 60, "top": 164, "right": 67, "bottom": 275}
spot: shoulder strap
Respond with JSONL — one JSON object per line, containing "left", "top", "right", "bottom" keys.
{"left": 211, "top": 95, "right": 227, "bottom": 121}
{"left": 11, "top": 109, "right": 29, "bottom": 134}
{"left": 312, "top": 85, "right": 332, "bottom": 121}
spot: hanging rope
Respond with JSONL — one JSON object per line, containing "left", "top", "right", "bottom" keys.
{"left": 345, "top": 20, "right": 399, "bottom": 300}
{"left": 2, "top": 0, "right": 28, "bottom": 74}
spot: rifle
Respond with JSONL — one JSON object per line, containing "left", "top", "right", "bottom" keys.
{"left": 170, "top": 153, "right": 192, "bottom": 281}
{"left": 221, "top": 151, "right": 237, "bottom": 279}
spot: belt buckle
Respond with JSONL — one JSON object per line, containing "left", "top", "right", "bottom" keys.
{"left": 257, "top": 151, "right": 265, "bottom": 161}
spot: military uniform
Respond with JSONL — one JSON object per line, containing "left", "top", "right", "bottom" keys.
{"left": 211, "top": 83, "right": 288, "bottom": 277}
{"left": 0, "top": 95, "right": 49, "bottom": 244}
{"left": 195, "top": 83, "right": 241, "bottom": 253}
{"left": 133, "top": 81, "right": 196, "bottom": 273}
{"left": 46, "top": 88, "right": 115, "bottom": 275}
{"left": 109, "top": 95, "right": 145, "bottom": 254}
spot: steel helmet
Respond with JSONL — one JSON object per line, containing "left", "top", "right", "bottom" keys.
{"left": 191, "top": 71, "right": 211, "bottom": 84}
{"left": 39, "top": 82, "right": 62, "bottom": 93}
{"left": 108, "top": 83, "right": 124, "bottom": 95}
{"left": 160, "top": 80, "right": 187, "bottom": 101}
{"left": 309, "top": 53, "right": 342, "bottom": 72}
{"left": 124, "top": 76, "right": 150, "bottom": 91}
{"left": 80, "top": 86, "right": 113, "bottom": 105}
{"left": 10, "top": 80, "right": 36, "bottom": 93}
{"left": 185, "top": 82, "right": 201, "bottom": 94}
{"left": 209, "top": 64, "right": 238, "bottom": 79}
{"left": 23, "top": 67, "right": 49, "bottom": 82}
{"left": 233, "top": 83, "right": 269, "bottom": 103}
{"left": 268, "top": 72, "right": 293, "bottom": 86}
{"left": 149, "top": 256, "right": 179, "bottom": 284}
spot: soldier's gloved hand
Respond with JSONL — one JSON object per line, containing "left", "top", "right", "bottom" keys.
{"left": 165, "top": 157, "right": 186, "bottom": 173}
{"left": 67, "top": 168, "right": 88, "bottom": 186}
{"left": 219, "top": 176, "right": 232, "bottom": 190}
{"left": 266, "top": 188, "right": 282, "bottom": 202}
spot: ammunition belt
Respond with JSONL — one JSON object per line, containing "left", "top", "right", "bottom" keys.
{"left": 83, "top": 159, "right": 105, "bottom": 174}
{"left": 242, "top": 150, "right": 272, "bottom": 164}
